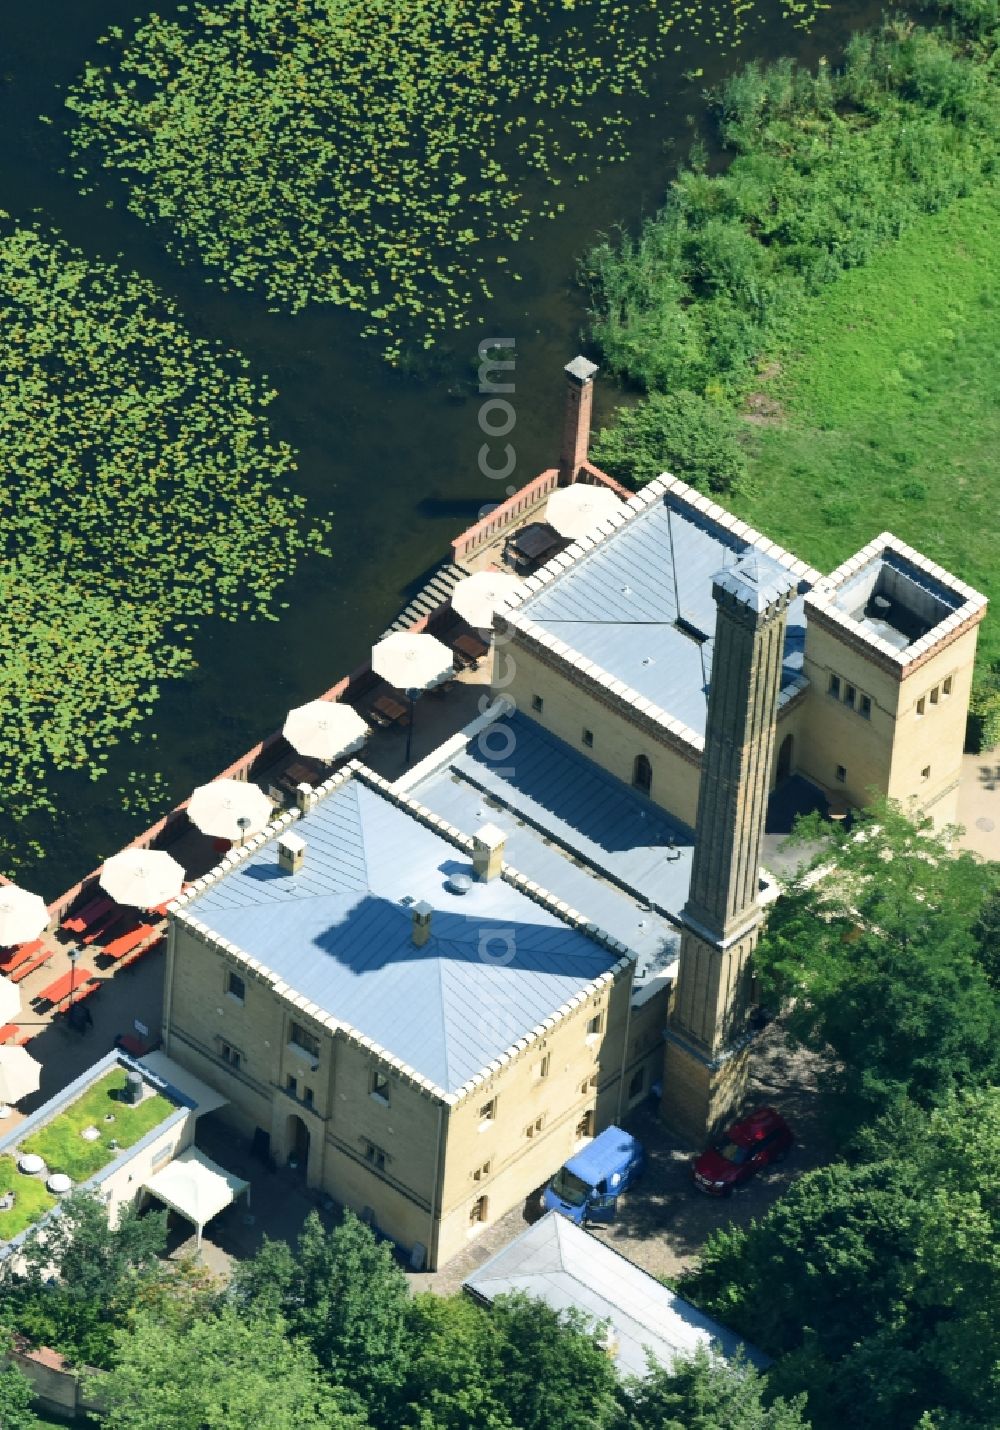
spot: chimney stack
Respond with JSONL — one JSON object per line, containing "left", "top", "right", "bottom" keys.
{"left": 472, "top": 823, "right": 506, "bottom": 882}
{"left": 559, "top": 356, "right": 599, "bottom": 487}
{"left": 411, "top": 900, "right": 433, "bottom": 947}
{"left": 277, "top": 832, "right": 306, "bottom": 874}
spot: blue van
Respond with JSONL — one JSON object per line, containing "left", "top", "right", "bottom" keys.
{"left": 542, "top": 1125, "right": 645, "bottom": 1225}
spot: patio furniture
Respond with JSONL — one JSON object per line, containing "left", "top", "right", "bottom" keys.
{"left": 62, "top": 893, "right": 115, "bottom": 935}
{"left": 0, "top": 939, "right": 44, "bottom": 975}
{"left": 0, "top": 1023, "right": 19, "bottom": 1045}
{"left": 453, "top": 632, "right": 489, "bottom": 668}
{"left": 10, "top": 949, "right": 51, "bottom": 985}
{"left": 81, "top": 907, "right": 126, "bottom": 946}
{"left": 371, "top": 694, "right": 410, "bottom": 726}
{"left": 33, "top": 967, "right": 97, "bottom": 1010}
{"left": 103, "top": 923, "right": 157, "bottom": 962}
{"left": 118, "top": 935, "right": 165, "bottom": 970}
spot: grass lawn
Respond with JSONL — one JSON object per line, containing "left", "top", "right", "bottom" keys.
{"left": 19, "top": 1070, "right": 171, "bottom": 1183}
{"left": 0, "top": 1154, "right": 56, "bottom": 1240}
{"left": 734, "top": 180, "right": 1000, "bottom": 669}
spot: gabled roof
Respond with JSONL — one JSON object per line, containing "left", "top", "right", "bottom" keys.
{"left": 505, "top": 474, "right": 816, "bottom": 742}
{"left": 181, "top": 774, "right": 623, "bottom": 1096}
{"left": 464, "top": 1211, "right": 769, "bottom": 1380}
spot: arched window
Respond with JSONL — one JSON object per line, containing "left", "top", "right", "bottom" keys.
{"left": 632, "top": 754, "right": 652, "bottom": 795}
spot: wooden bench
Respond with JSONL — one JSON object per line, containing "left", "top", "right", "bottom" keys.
{"left": 10, "top": 949, "right": 51, "bottom": 985}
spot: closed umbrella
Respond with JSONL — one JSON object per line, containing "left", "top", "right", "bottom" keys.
{"left": 0, "top": 1045, "right": 41, "bottom": 1110}
{"left": 545, "top": 484, "right": 625, "bottom": 540}
{"left": 371, "top": 631, "right": 455, "bottom": 767}
{"left": 100, "top": 849, "right": 185, "bottom": 910}
{"left": 187, "top": 779, "right": 273, "bottom": 843}
{"left": 0, "top": 884, "right": 48, "bottom": 947}
{"left": 283, "top": 700, "right": 369, "bottom": 764}
{"left": 0, "top": 977, "right": 20, "bottom": 1027}
{"left": 451, "top": 571, "right": 523, "bottom": 630}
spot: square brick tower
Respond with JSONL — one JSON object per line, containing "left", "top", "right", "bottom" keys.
{"left": 661, "top": 552, "right": 796, "bottom": 1142}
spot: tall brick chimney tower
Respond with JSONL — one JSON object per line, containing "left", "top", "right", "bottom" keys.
{"left": 661, "top": 552, "right": 795, "bottom": 1142}
{"left": 559, "top": 356, "right": 599, "bottom": 487}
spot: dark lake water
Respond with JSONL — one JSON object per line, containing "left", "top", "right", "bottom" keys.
{"left": 0, "top": 0, "right": 877, "bottom": 896}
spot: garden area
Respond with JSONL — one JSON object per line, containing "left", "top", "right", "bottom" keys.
{"left": 18, "top": 1070, "right": 171, "bottom": 1184}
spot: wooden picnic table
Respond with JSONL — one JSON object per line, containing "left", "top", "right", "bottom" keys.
{"left": 284, "top": 759, "right": 319, "bottom": 786}
{"left": 0, "top": 939, "right": 44, "bottom": 975}
{"left": 34, "top": 967, "right": 97, "bottom": 1009}
{"left": 454, "top": 632, "right": 489, "bottom": 664}
{"left": 371, "top": 694, "right": 410, "bottom": 726}
{"left": 81, "top": 907, "right": 126, "bottom": 946}
{"left": 103, "top": 923, "right": 157, "bottom": 962}
{"left": 62, "top": 892, "right": 114, "bottom": 935}
{"left": 10, "top": 948, "right": 51, "bottom": 985}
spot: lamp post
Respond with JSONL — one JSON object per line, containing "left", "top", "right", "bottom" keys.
{"left": 68, "top": 945, "right": 81, "bottom": 1008}
{"left": 236, "top": 815, "right": 251, "bottom": 848}
{"left": 404, "top": 688, "right": 420, "bottom": 770}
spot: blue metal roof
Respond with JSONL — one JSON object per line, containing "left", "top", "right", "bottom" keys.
{"left": 190, "top": 777, "right": 619, "bottom": 1094}
{"left": 464, "top": 1211, "right": 770, "bottom": 1379}
{"left": 565, "top": 1125, "right": 640, "bottom": 1184}
{"left": 409, "top": 713, "right": 690, "bottom": 978}
{"left": 517, "top": 492, "right": 809, "bottom": 735}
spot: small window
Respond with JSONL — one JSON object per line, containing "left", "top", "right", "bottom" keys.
{"left": 370, "top": 1070, "right": 390, "bottom": 1105}
{"left": 916, "top": 697, "right": 925, "bottom": 718}
{"left": 525, "top": 1117, "right": 544, "bottom": 1139}
{"left": 219, "top": 1040, "right": 241, "bottom": 1070}
{"left": 472, "top": 1160, "right": 491, "bottom": 1182}
{"left": 921, "top": 765, "right": 931, "bottom": 782}
{"left": 930, "top": 685, "right": 940, "bottom": 706}
{"left": 363, "top": 1141, "right": 386, "bottom": 1171}
{"left": 479, "top": 1097, "right": 496, "bottom": 1125}
{"left": 226, "top": 970, "right": 245, "bottom": 1003}
{"left": 580, "top": 1073, "right": 598, "bottom": 1095}
{"left": 632, "top": 754, "right": 652, "bottom": 795}
{"left": 628, "top": 1067, "right": 645, "bottom": 1099}
{"left": 859, "top": 694, "right": 872, "bottom": 720}
{"left": 289, "top": 1022, "right": 320, "bottom": 1058}
{"left": 586, "top": 1012, "right": 603, "bottom": 1038}
{"left": 286, "top": 1074, "right": 297, "bottom": 1095}
{"left": 575, "top": 1110, "right": 594, "bottom": 1140}
{"left": 470, "top": 1195, "right": 488, "bottom": 1225}
{"left": 303, "top": 1086, "right": 314, "bottom": 1109}
{"left": 828, "top": 674, "right": 841, "bottom": 699}
{"left": 531, "top": 694, "right": 544, "bottom": 713}
{"left": 537, "top": 1053, "right": 550, "bottom": 1080}
{"left": 582, "top": 728, "right": 594, "bottom": 748}
{"left": 844, "top": 683, "right": 856, "bottom": 709}
{"left": 835, "top": 765, "right": 847, "bottom": 784}
{"left": 943, "top": 676, "right": 953, "bottom": 698}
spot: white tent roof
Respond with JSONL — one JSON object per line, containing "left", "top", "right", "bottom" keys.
{"left": 142, "top": 1147, "right": 248, "bottom": 1241}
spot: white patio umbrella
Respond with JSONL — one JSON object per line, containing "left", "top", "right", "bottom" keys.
{"left": 451, "top": 571, "right": 524, "bottom": 630}
{"left": 99, "top": 849, "right": 185, "bottom": 910}
{"left": 0, "top": 1045, "right": 41, "bottom": 1110}
{"left": 0, "top": 884, "right": 48, "bottom": 947}
{"left": 545, "top": 483, "right": 625, "bottom": 540}
{"left": 371, "top": 631, "right": 455, "bottom": 693}
{"left": 187, "top": 779, "right": 273, "bottom": 843}
{"left": 283, "top": 700, "right": 369, "bottom": 764}
{"left": 0, "top": 977, "right": 21, "bottom": 1027}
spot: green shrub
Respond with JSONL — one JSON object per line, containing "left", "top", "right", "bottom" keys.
{"left": 968, "top": 668, "right": 1000, "bottom": 751}
{"left": 591, "top": 391, "right": 749, "bottom": 494}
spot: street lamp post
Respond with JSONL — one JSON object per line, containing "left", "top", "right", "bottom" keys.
{"left": 68, "top": 945, "right": 81, "bottom": 1007}
{"left": 405, "top": 688, "right": 420, "bottom": 769}
{"left": 236, "top": 815, "right": 251, "bottom": 848}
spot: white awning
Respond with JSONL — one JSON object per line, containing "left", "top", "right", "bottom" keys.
{"left": 142, "top": 1147, "right": 249, "bottom": 1246}
{"left": 137, "top": 1051, "right": 229, "bottom": 1120}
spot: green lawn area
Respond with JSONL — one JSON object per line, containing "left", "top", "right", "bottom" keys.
{"left": 19, "top": 1070, "right": 171, "bottom": 1184}
{"left": 734, "top": 180, "right": 1000, "bottom": 669}
{"left": 0, "top": 1154, "right": 56, "bottom": 1240}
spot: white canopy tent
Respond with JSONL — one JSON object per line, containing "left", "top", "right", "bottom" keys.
{"left": 142, "top": 1146, "right": 249, "bottom": 1248}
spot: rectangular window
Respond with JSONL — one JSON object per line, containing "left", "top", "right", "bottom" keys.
{"left": 916, "top": 697, "right": 925, "bottom": 718}
{"left": 303, "top": 1086, "right": 314, "bottom": 1109}
{"left": 537, "top": 1053, "right": 550, "bottom": 1080}
{"left": 835, "top": 765, "right": 847, "bottom": 784}
{"left": 525, "top": 1117, "right": 544, "bottom": 1139}
{"left": 930, "top": 685, "right": 940, "bottom": 706}
{"left": 219, "top": 1040, "right": 241, "bottom": 1070}
{"left": 828, "top": 674, "right": 841, "bottom": 699}
{"left": 370, "top": 1070, "right": 390, "bottom": 1105}
{"left": 921, "top": 765, "right": 931, "bottom": 782}
{"left": 580, "top": 1074, "right": 598, "bottom": 1095}
{"left": 470, "top": 1195, "right": 488, "bottom": 1225}
{"left": 472, "top": 1160, "right": 491, "bottom": 1182}
{"left": 859, "top": 694, "right": 872, "bottom": 720}
{"left": 844, "top": 683, "right": 856, "bottom": 709}
{"left": 363, "top": 1141, "right": 386, "bottom": 1171}
{"left": 943, "top": 676, "right": 953, "bottom": 698}
{"left": 575, "top": 1110, "right": 594, "bottom": 1140}
{"left": 289, "top": 1022, "right": 320, "bottom": 1059}
{"left": 582, "top": 728, "right": 594, "bottom": 748}
{"left": 479, "top": 1097, "right": 496, "bottom": 1125}
{"left": 531, "top": 694, "right": 544, "bottom": 713}
{"left": 226, "top": 970, "right": 245, "bottom": 1003}
{"left": 286, "top": 1074, "right": 297, "bottom": 1095}
{"left": 628, "top": 1067, "right": 645, "bottom": 1099}
{"left": 586, "top": 1012, "right": 603, "bottom": 1038}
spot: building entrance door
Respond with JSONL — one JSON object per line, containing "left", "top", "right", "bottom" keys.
{"left": 287, "top": 1114, "right": 310, "bottom": 1177}
{"left": 776, "top": 733, "right": 794, "bottom": 784}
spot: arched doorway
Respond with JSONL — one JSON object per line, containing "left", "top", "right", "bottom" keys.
{"left": 776, "top": 733, "right": 794, "bottom": 784}
{"left": 286, "top": 1114, "right": 310, "bottom": 1177}
{"left": 632, "top": 754, "right": 652, "bottom": 795}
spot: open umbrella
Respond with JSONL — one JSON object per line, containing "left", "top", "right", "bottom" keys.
{"left": 283, "top": 700, "right": 369, "bottom": 764}
{"left": 0, "top": 977, "right": 20, "bottom": 1027}
{"left": 0, "top": 884, "right": 48, "bottom": 947}
{"left": 451, "top": 571, "right": 523, "bottom": 630}
{"left": 371, "top": 631, "right": 455, "bottom": 767}
{"left": 187, "top": 779, "right": 273, "bottom": 843}
{"left": 100, "top": 849, "right": 185, "bottom": 910}
{"left": 0, "top": 1045, "right": 41, "bottom": 1108}
{"left": 545, "top": 484, "right": 625, "bottom": 540}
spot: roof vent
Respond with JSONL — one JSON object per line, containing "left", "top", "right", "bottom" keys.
{"left": 445, "top": 872, "right": 474, "bottom": 896}
{"left": 411, "top": 900, "right": 433, "bottom": 947}
{"left": 277, "top": 832, "right": 306, "bottom": 874}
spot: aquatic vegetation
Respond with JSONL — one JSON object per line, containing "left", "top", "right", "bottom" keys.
{"left": 64, "top": 0, "right": 826, "bottom": 362}
{"left": 0, "top": 221, "right": 328, "bottom": 868}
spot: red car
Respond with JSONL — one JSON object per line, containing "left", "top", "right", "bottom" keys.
{"left": 691, "top": 1107, "right": 792, "bottom": 1196}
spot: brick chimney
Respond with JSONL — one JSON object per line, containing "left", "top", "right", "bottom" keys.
{"left": 558, "top": 356, "right": 599, "bottom": 487}
{"left": 411, "top": 900, "right": 433, "bottom": 947}
{"left": 472, "top": 823, "right": 506, "bottom": 882}
{"left": 277, "top": 832, "right": 306, "bottom": 874}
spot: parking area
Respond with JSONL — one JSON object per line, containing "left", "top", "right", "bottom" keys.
{"left": 413, "top": 1022, "right": 837, "bottom": 1296}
